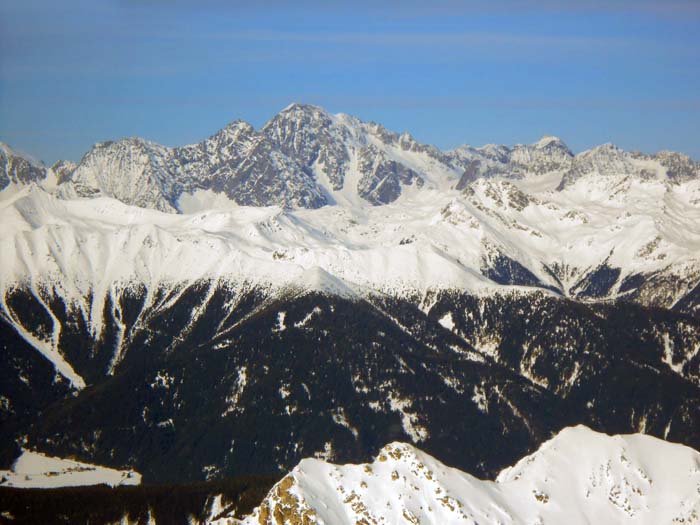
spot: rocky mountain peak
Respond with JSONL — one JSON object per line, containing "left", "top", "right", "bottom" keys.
{"left": 534, "top": 135, "right": 565, "bottom": 149}
{"left": 280, "top": 101, "right": 329, "bottom": 115}
{"left": 532, "top": 136, "right": 573, "bottom": 159}
{"left": 508, "top": 136, "right": 573, "bottom": 175}
{"left": 0, "top": 141, "right": 47, "bottom": 190}
{"left": 49, "top": 160, "right": 78, "bottom": 185}
{"left": 67, "top": 137, "right": 178, "bottom": 212}
{"left": 263, "top": 104, "right": 352, "bottom": 192}
{"left": 270, "top": 103, "right": 336, "bottom": 133}
{"left": 240, "top": 426, "right": 700, "bottom": 525}
{"left": 582, "top": 142, "right": 623, "bottom": 157}
{"left": 197, "top": 120, "right": 260, "bottom": 161}
{"left": 214, "top": 119, "right": 256, "bottom": 139}
{"left": 557, "top": 142, "right": 636, "bottom": 191}
{"left": 654, "top": 150, "right": 698, "bottom": 182}
{"left": 476, "top": 143, "right": 511, "bottom": 163}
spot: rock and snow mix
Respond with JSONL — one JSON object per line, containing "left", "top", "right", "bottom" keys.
{"left": 1, "top": 151, "right": 699, "bottom": 302}
{"left": 230, "top": 426, "right": 700, "bottom": 525}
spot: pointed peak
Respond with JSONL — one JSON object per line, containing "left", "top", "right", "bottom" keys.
{"left": 265, "top": 103, "right": 335, "bottom": 130}
{"left": 0, "top": 142, "right": 45, "bottom": 166}
{"left": 280, "top": 102, "right": 329, "bottom": 115}
{"left": 534, "top": 135, "right": 567, "bottom": 149}
{"left": 218, "top": 119, "right": 255, "bottom": 135}
{"left": 578, "top": 142, "right": 624, "bottom": 158}
{"left": 49, "top": 159, "right": 77, "bottom": 172}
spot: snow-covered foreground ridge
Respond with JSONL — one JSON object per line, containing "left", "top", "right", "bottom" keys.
{"left": 230, "top": 426, "right": 700, "bottom": 525}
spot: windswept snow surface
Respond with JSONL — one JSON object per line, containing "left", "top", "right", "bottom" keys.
{"left": 2, "top": 104, "right": 700, "bottom": 305}
{"left": 2, "top": 169, "right": 700, "bottom": 301}
{"left": 0, "top": 450, "right": 141, "bottom": 488}
{"left": 236, "top": 426, "right": 700, "bottom": 525}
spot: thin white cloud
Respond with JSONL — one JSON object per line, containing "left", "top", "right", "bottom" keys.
{"left": 115, "top": 0, "right": 700, "bottom": 17}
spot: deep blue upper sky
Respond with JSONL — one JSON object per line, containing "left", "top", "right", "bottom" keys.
{"left": 1, "top": 0, "right": 699, "bottom": 164}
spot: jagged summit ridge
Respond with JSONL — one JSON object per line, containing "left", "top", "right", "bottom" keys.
{"left": 2, "top": 104, "right": 698, "bottom": 211}
{"left": 451, "top": 135, "right": 575, "bottom": 187}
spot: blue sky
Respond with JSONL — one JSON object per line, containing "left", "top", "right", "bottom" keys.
{"left": 1, "top": 0, "right": 699, "bottom": 164}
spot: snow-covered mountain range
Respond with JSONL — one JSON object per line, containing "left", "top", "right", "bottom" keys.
{"left": 235, "top": 426, "right": 700, "bottom": 525}
{"left": 2, "top": 103, "right": 700, "bottom": 311}
{"left": 2, "top": 104, "right": 700, "bottom": 491}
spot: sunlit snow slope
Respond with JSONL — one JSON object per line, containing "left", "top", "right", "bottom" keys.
{"left": 0, "top": 450, "right": 141, "bottom": 488}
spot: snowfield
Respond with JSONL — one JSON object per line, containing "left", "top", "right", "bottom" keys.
{"left": 2, "top": 163, "right": 700, "bottom": 299}
{"left": 0, "top": 450, "right": 141, "bottom": 488}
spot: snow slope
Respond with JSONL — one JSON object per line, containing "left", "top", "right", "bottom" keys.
{"left": 234, "top": 425, "right": 700, "bottom": 525}
{"left": 0, "top": 450, "right": 141, "bottom": 488}
{"left": 2, "top": 168, "right": 699, "bottom": 306}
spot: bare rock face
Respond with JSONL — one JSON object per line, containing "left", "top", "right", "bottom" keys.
{"left": 509, "top": 135, "right": 574, "bottom": 175}
{"left": 64, "top": 121, "right": 328, "bottom": 212}
{"left": 654, "top": 150, "right": 699, "bottom": 183}
{"left": 263, "top": 103, "right": 352, "bottom": 192}
{"left": 67, "top": 138, "right": 180, "bottom": 212}
{"left": 176, "top": 120, "right": 328, "bottom": 209}
{"left": 263, "top": 104, "right": 438, "bottom": 205}
{"left": 356, "top": 144, "right": 424, "bottom": 205}
{"left": 49, "top": 160, "right": 77, "bottom": 184}
{"left": 0, "top": 142, "right": 47, "bottom": 190}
